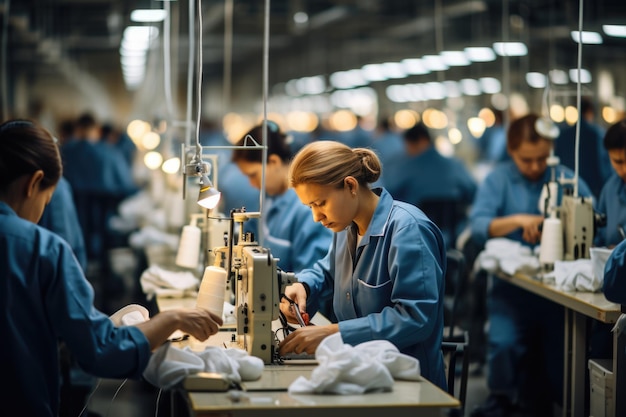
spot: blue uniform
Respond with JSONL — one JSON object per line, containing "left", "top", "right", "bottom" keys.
{"left": 469, "top": 161, "right": 593, "bottom": 404}
{"left": 39, "top": 177, "right": 88, "bottom": 271}
{"left": 383, "top": 147, "right": 477, "bottom": 248}
{"left": 263, "top": 188, "right": 332, "bottom": 274}
{"left": 297, "top": 188, "right": 447, "bottom": 389}
{"left": 603, "top": 238, "right": 626, "bottom": 304}
{"left": 595, "top": 174, "right": 626, "bottom": 247}
{"left": 0, "top": 202, "right": 151, "bottom": 417}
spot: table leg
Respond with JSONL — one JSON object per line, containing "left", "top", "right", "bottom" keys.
{"left": 570, "top": 312, "right": 586, "bottom": 417}
{"left": 614, "top": 320, "right": 625, "bottom": 417}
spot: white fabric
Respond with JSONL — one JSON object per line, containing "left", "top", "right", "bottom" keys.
{"left": 475, "top": 238, "right": 540, "bottom": 276}
{"left": 143, "top": 343, "right": 264, "bottom": 390}
{"left": 129, "top": 225, "right": 179, "bottom": 251}
{"left": 109, "top": 304, "right": 150, "bottom": 326}
{"left": 544, "top": 259, "right": 601, "bottom": 292}
{"left": 140, "top": 265, "right": 199, "bottom": 300}
{"left": 287, "top": 333, "right": 420, "bottom": 395}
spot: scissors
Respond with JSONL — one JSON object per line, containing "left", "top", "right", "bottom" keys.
{"left": 280, "top": 294, "right": 310, "bottom": 327}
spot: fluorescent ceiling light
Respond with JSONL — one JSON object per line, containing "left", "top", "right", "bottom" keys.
{"left": 329, "top": 70, "right": 367, "bottom": 89}
{"left": 570, "top": 30, "right": 603, "bottom": 44}
{"left": 460, "top": 78, "right": 481, "bottom": 96}
{"left": 443, "top": 81, "right": 461, "bottom": 98}
{"left": 603, "top": 24, "right": 626, "bottom": 38}
{"left": 440, "top": 51, "right": 470, "bottom": 66}
{"left": 401, "top": 58, "right": 430, "bottom": 75}
{"left": 549, "top": 69, "right": 569, "bottom": 85}
{"left": 361, "top": 64, "right": 387, "bottom": 82}
{"left": 422, "top": 55, "right": 448, "bottom": 71}
{"left": 480, "top": 77, "right": 501, "bottom": 94}
{"left": 381, "top": 62, "right": 408, "bottom": 79}
{"left": 526, "top": 72, "right": 547, "bottom": 88}
{"left": 569, "top": 68, "right": 592, "bottom": 84}
{"left": 131, "top": 9, "right": 168, "bottom": 23}
{"left": 492, "top": 42, "right": 528, "bottom": 57}
{"left": 423, "top": 82, "right": 446, "bottom": 100}
{"left": 464, "top": 47, "right": 496, "bottom": 62}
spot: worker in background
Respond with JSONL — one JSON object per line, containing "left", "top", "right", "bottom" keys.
{"left": 603, "top": 237, "right": 626, "bottom": 304}
{"left": 554, "top": 97, "right": 611, "bottom": 200}
{"left": 477, "top": 108, "right": 508, "bottom": 164}
{"left": 595, "top": 118, "right": 626, "bottom": 248}
{"left": 0, "top": 119, "right": 223, "bottom": 417}
{"left": 277, "top": 141, "right": 447, "bottom": 390}
{"left": 383, "top": 122, "right": 477, "bottom": 249}
{"left": 231, "top": 122, "right": 333, "bottom": 275}
{"left": 368, "top": 116, "right": 405, "bottom": 172}
{"left": 469, "top": 114, "right": 593, "bottom": 417}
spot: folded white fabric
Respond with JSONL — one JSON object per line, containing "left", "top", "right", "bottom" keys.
{"left": 475, "top": 238, "right": 540, "bottom": 276}
{"left": 544, "top": 259, "right": 600, "bottom": 292}
{"left": 288, "top": 333, "right": 420, "bottom": 395}
{"left": 143, "top": 343, "right": 264, "bottom": 390}
{"left": 140, "top": 265, "right": 199, "bottom": 300}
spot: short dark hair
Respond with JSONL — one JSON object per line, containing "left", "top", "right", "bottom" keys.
{"left": 403, "top": 123, "right": 431, "bottom": 143}
{"left": 603, "top": 119, "right": 626, "bottom": 152}
{"left": 232, "top": 122, "right": 293, "bottom": 163}
{"left": 0, "top": 120, "right": 62, "bottom": 194}
{"left": 507, "top": 113, "right": 548, "bottom": 151}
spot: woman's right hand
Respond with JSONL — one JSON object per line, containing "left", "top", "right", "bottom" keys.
{"left": 517, "top": 214, "right": 544, "bottom": 244}
{"left": 279, "top": 282, "right": 308, "bottom": 324}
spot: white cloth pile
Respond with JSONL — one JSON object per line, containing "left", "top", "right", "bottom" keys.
{"left": 143, "top": 343, "right": 264, "bottom": 390}
{"left": 288, "top": 333, "right": 421, "bottom": 395}
{"left": 140, "top": 265, "right": 199, "bottom": 300}
{"left": 543, "top": 259, "right": 597, "bottom": 291}
{"left": 542, "top": 247, "right": 613, "bottom": 292}
{"left": 475, "top": 238, "right": 540, "bottom": 276}
{"left": 129, "top": 225, "right": 180, "bottom": 251}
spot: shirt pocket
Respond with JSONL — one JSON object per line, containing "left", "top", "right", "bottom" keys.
{"left": 356, "top": 278, "right": 393, "bottom": 314}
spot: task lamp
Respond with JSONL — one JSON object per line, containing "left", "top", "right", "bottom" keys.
{"left": 197, "top": 173, "right": 221, "bottom": 210}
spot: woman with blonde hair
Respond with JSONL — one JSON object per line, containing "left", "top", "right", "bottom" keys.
{"left": 278, "top": 140, "right": 447, "bottom": 390}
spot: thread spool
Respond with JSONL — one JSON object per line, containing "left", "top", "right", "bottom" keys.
{"left": 539, "top": 217, "right": 564, "bottom": 271}
{"left": 175, "top": 223, "right": 202, "bottom": 269}
{"left": 197, "top": 265, "right": 227, "bottom": 318}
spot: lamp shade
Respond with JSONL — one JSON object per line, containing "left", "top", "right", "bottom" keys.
{"left": 197, "top": 174, "right": 221, "bottom": 209}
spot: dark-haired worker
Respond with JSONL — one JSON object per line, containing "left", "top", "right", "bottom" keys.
{"left": 470, "top": 114, "right": 593, "bottom": 417}
{"left": 232, "top": 123, "right": 333, "bottom": 276}
{"left": 277, "top": 140, "right": 447, "bottom": 390}
{"left": 595, "top": 119, "right": 626, "bottom": 248}
{"left": 0, "top": 119, "right": 222, "bottom": 417}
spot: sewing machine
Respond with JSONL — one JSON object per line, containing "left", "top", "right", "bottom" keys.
{"left": 211, "top": 209, "right": 297, "bottom": 364}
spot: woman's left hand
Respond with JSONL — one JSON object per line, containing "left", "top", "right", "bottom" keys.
{"left": 278, "top": 324, "right": 339, "bottom": 356}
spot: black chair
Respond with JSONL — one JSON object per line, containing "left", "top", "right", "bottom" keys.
{"left": 442, "top": 249, "right": 470, "bottom": 415}
{"left": 442, "top": 331, "right": 470, "bottom": 416}
{"left": 444, "top": 248, "right": 468, "bottom": 339}
{"left": 419, "top": 199, "right": 469, "bottom": 250}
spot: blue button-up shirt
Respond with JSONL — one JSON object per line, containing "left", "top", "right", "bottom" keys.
{"left": 470, "top": 161, "right": 593, "bottom": 247}
{"left": 595, "top": 174, "right": 626, "bottom": 247}
{"left": 0, "top": 202, "right": 150, "bottom": 417}
{"left": 297, "top": 188, "right": 447, "bottom": 389}
{"left": 602, "top": 238, "right": 626, "bottom": 304}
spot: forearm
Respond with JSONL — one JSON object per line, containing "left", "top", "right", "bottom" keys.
{"left": 488, "top": 215, "right": 521, "bottom": 238}
{"left": 134, "top": 310, "right": 181, "bottom": 350}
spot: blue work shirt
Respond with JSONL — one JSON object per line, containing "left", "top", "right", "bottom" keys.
{"left": 263, "top": 188, "right": 332, "bottom": 273}
{"left": 595, "top": 174, "right": 626, "bottom": 247}
{"left": 38, "top": 177, "right": 88, "bottom": 271}
{"left": 602, "top": 238, "right": 626, "bottom": 304}
{"left": 297, "top": 188, "right": 447, "bottom": 389}
{"left": 383, "top": 147, "right": 477, "bottom": 207}
{"left": 470, "top": 161, "right": 593, "bottom": 247}
{"left": 0, "top": 202, "right": 151, "bottom": 417}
